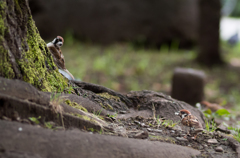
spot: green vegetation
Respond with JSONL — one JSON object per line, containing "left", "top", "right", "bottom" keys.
{"left": 50, "top": 93, "right": 65, "bottom": 128}
{"left": 107, "top": 113, "right": 118, "bottom": 119}
{"left": 44, "top": 122, "right": 54, "bottom": 129}
{"left": 205, "top": 120, "right": 217, "bottom": 132}
{"left": 149, "top": 135, "right": 176, "bottom": 144}
{"left": 29, "top": 116, "right": 41, "bottom": 124}
{"left": 93, "top": 108, "right": 103, "bottom": 117}
{"left": 65, "top": 99, "right": 88, "bottom": 112}
{"left": 203, "top": 108, "right": 231, "bottom": 120}
{"left": 156, "top": 115, "right": 161, "bottom": 127}
{"left": 97, "top": 92, "right": 120, "bottom": 102}
{"left": 162, "top": 120, "right": 178, "bottom": 128}
{"left": 228, "top": 126, "right": 240, "bottom": 142}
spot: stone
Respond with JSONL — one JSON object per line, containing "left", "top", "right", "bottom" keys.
{"left": 147, "top": 128, "right": 162, "bottom": 133}
{"left": 134, "top": 121, "right": 141, "bottom": 125}
{"left": 207, "top": 139, "right": 218, "bottom": 144}
{"left": 171, "top": 68, "right": 206, "bottom": 105}
{"left": 217, "top": 123, "right": 231, "bottom": 134}
{"left": 215, "top": 146, "right": 223, "bottom": 152}
{"left": 140, "top": 123, "right": 146, "bottom": 127}
{"left": 119, "top": 111, "right": 127, "bottom": 114}
{"left": 153, "top": 129, "right": 163, "bottom": 133}
{"left": 176, "top": 137, "right": 188, "bottom": 141}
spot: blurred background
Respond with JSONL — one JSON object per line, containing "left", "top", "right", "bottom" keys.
{"left": 29, "top": 0, "right": 240, "bottom": 115}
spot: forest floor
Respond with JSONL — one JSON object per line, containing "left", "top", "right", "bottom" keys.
{"left": 62, "top": 40, "right": 240, "bottom": 114}
{"left": 1, "top": 111, "right": 239, "bottom": 158}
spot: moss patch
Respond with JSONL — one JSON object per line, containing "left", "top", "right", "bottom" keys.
{"left": 0, "top": 2, "right": 15, "bottom": 78}
{"left": 97, "top": 92, "right": 120, "bottom": 101}
{"left": 149, "top": 135, "right": 176, "bottom": 144}
{"left": 96, "top": 92, "right": 119, "bottom": 110}
{"left": 70, "top": 113, "right": 91, "bottom": 121}
{"left": 65, "top": 99, "right": 88, "bottom": 112}
{"left": 17, "top": 16, "right": 68, "bottom": 92}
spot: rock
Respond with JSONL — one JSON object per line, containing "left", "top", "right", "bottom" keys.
{"left": 140, "top": 123, "right": 147, "bottom": 127}
{"left": 147, "top": 128, "right": 153, "bottom": 132}
{"left": 209, "top": 132, "right": 214, "bottom": 136}
{"left": 171, "top": 68, "right": 206, "bottom": 105}
{"left": 176, "top": 137, "right": 188, "bottom": 141}
{"left": 215, "top": 146, "right": 223, "bottom": 152}
{"left": 203, "top": 144, "right": 208, "bottom": 148}
{"left": 134, "top": 131, "right": 149, "bottom": 139}
{"left": 217, "top": 123, "right": 231, "bottom": 134}
{"left": 134, "top": 121, "right": 141, "bottom": 125}
{"left": 207, "top": 139, "right": 218, "bottom": 144}
{"left": 119, "top": 111, "right": 127, "bottom": 114}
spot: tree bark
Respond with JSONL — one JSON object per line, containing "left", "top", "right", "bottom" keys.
{"left": 0, "top": 0, "right": 68, "bottom": 92}
{"left": 197, "top": 0, "right": 224, "bottom": 66}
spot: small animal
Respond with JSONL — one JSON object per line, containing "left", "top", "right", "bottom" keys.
{"left": 47, "top": 36, "right": 75, "bottom": 80}
{"left": 175, "top": 109, "right": 203, "bottom": 139}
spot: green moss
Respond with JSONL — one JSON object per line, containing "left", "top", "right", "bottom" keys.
{"left": 14, "top": 0, "right": 22, "bottom": 17}
{"left": 97, "top": 92, "right": 120, "bottom": 101}
{"left": 0, "top": 46, "right": 15, "bottom": 78}
{"left": 0, "top": 2, "right": 14, "bottom": 78}
{"left": 0, "top": 1, "right": 69, "bottom": 92}
{"left": 65, "top": 99, "right": 88, "bottom": 112}
{"left": 106, "top": 104, "right": 113, "bottom": 110}
{"left": 69, "top": 113, "right": 91, "bottom": 121}
{"left": 149, "top": 135, "right": 176, "bottom": 144}
{"left": 17, "top": 16, "right": 68, "bottom": 92}
{"left": 0, "top": 2, "right": 6, "bottom": 37}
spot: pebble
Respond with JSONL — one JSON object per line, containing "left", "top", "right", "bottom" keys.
{"left": 215, "top": 146, "right": 223, "bottom": 152}
{"left": 170, "top": 130, "right": 175, "bottom": 133}
{"left": 207, "top": 139, "right": 218, "bottom": 144}
{"left": 217, "top": 123, "right": 231, "bottom": 134}
{"left": 176, "top": 137, "right": 188, "bottom": 141}
{"left": 203, "top": 144, "right": 208, "bottom": 148}
{"left": 147, "top": 128, "right": 162, "bottom": 133}
{"left": 140, "top": 123, "right": 147, "bottom": 127}
{"left": 18, "top": 127, "right": 22, "bottom": 131}
{"left": 119, "top": 111, "right": 127, "bottom": 114}
{"left": 181, "top": 134, "right": 186, "bottom": 137}
{"left": 209, "top": 132, "right": 214, "bottom": 136}
{"left": 134, "top": 121, "right": 141, "bottom": 125}
{"left": 153, "top": 129, "right": 163, "bottom": 133}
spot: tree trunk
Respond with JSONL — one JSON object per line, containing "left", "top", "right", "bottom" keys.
{"left": 0, "top": 0, "right": 68, "bottom": 92}
{"left": 196, "top": 0, "right": 224, "bottom": 66}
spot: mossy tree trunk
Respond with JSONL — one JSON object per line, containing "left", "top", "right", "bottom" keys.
{"left": 196, "top": 0, "right": 224, "bottom": 66}
{"left": 0, "top": 0, "right": 68, "bottom": 92}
